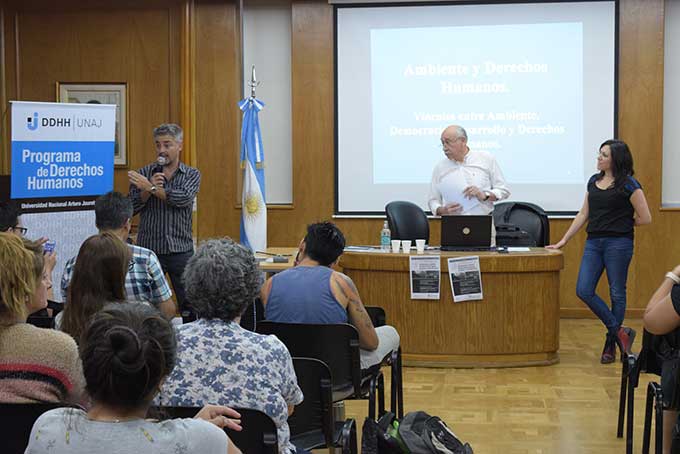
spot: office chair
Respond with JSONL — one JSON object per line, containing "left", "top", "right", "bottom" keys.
{"left": 493, "top": 201, "right": 550, "bottom": 247}
{"left": 385, "top": 201, "right": 430, "bottom": 243}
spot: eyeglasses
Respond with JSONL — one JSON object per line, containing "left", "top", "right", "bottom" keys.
{"left": 441, "top": 137, "right": 464, "bottom": 148}
{"left": 12, "top": 226, "right": 28, "bottom": 236}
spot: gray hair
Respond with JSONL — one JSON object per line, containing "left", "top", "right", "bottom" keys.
{"left": 153, "top": 123, "right": 183, "bottom": 142}
{"left": 183, "top": 238, "right": 263, "bottom": 322}
{"left": 452, "top": 125, "right": 468, "bottom": 142}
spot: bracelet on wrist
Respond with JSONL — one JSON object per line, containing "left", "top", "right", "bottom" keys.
{"left": 665, "top": 271, "right": 680, "bottom": 285}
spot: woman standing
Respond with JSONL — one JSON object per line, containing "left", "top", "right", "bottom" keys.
{"left": 547, "top": 140, "right": 651, "bottom": 363}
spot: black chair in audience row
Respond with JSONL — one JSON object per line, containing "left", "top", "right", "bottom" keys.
{"left": 157, "top": 358, "right": 358, "bottom": 454}
{"left": 256, "top": 320, "right": 386, "bottom": 420}
{"left": 158, "top": 406, "right": 279, "bottom": 454}
{"left": 617, "top": 329, "right": 664, "bottom": 454}
{"left": 365, "top": 305, "right": 404, "bottom": 418}
{"left": 0, "top": 402, "right": 69, "bottom": 454}
{"left": 289, "top": 357, "right": 358, "bottom": 453}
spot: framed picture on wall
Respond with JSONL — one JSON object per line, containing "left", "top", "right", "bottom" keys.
{"left": 56, "top": 82, "right": 128, "bottom": 167}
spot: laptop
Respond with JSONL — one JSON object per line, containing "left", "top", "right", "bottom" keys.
{"left": 440, "top": 215, "right": 494, "bottom": 251}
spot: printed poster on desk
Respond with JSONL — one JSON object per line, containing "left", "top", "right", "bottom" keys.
{"left": 9, "top": 101, "right": 115, "bottom": 300}
{"left": 409, "top": 255, "right": 440, "bottom": 299}
{"left": 447, "top": 256, "right": 483, "bottom": 302}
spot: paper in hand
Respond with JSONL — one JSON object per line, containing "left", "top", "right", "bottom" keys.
{"left": 437, "top": 170, "right": 480, "bottom": 213}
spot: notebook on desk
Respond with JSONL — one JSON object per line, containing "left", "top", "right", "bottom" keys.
{"left": 440, "top": 215, "right": 495, "bottom": 251}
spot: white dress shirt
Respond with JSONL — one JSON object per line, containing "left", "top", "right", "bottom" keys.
{"left": 428, "top": 150, "right": 510, "bottom": 215}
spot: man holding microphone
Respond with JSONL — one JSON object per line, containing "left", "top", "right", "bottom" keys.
{"left": 128, "top": 123, "right": 201, "bottom": 314}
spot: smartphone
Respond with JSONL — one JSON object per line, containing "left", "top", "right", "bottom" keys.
{"left": 43, "top": 240, "right": 56, "bottom": 254}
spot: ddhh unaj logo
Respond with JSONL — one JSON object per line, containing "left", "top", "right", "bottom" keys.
{"left": 26, "top": 112, "right": 39, "bottom": 131}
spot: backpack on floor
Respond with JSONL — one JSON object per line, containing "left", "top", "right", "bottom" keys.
{"left": 362, "top": 411, "right": 473, "bottom": 454}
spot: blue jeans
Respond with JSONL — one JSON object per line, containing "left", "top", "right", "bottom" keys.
{"left": 576, "top": 237, "right": 634, "bottom": 332}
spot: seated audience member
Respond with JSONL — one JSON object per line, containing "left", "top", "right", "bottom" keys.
{"left": 61, "top": 191, "right": 175, "bottom": 318}
{"left": 161, "top": 238, "right": 304, "bottom": 454}
{"left": 261, "top": 222, "right": 400, "bottom": 370}
{"left": 0, "top": 199, "right": 27, "bottom": 235}
{"left": 0, "top": 232, "right": 84, "bottom": 403}
{"left": 58, "top": 232, "right": 130, "bottom": 342}
{"left": 643, "top": 265, "right": 680, "bottom": 454}
{"left": 1, "top": 200, "right": 58, "bottom": 305}
{"left": 25, "top": 303, "right": 242, "bottom": 454}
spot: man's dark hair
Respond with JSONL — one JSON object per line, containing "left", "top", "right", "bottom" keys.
{"left": 0, "top": 200, "right": 21, "bottom": 232}
{"left": 304, "top": 222, "right": 346, "bottom": 266}
{"left": 95, "top": 191, "right": 133, "bottom": 231}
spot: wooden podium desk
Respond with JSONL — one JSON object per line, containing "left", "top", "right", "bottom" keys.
{"left": 338, "top": 248, "right": 563, "bottom": 368}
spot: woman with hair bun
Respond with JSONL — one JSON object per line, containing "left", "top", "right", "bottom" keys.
{"left": 547, "top": 139, "right": 652, "bottom": 363}
{"left": 26, "top": 303, "right": 242, "bottom": 454}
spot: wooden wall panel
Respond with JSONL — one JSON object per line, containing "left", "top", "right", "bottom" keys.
{"left": 193, "top": 0, "right": 242, "bottom": 239}
{"left": 0, "top": 0, "right": 183, "bottom": 191}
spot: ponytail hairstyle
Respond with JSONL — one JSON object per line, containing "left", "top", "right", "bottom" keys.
{"left": 79, "top": 303, "right": 177, "bottom": 409}
{"left": 599, "top": 139, "right": 635, "bottom": 190}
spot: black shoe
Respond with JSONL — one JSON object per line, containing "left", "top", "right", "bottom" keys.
{"left": 600, "top": 334, "right": 616, "bottom": 364}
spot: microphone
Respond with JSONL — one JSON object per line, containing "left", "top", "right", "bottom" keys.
{"left": 154, "top": 156, "right": 167, "bottom": 185}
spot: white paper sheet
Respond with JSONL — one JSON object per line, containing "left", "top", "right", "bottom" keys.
{"left": 447, "top": 256, "right": 483, "bottom": 302}
{"left": 409, "top": 256, "right": 441, "bottom": 299}
{"left": 437, "top": 170, "right": 480, "bottom": 213}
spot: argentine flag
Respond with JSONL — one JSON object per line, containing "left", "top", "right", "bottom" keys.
{"left": 239, "top": 97, "right": 267, "bottom": 252}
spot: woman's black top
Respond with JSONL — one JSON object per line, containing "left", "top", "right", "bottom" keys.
{"left": 586, "top": 173, "right": 641, "bottom": 240}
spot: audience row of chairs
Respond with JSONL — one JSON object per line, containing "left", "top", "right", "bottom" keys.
{"left": 11, "top": 302, "right": 402, "bottom": 454}
{"left": 1, "top": 357, "right": 357, "bottom": 454}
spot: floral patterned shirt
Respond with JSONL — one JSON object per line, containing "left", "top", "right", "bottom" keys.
{"left": 160, "top": 319, "right": 303, "bottom": 454}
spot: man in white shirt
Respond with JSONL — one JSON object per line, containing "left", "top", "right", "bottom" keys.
{"left": 428, "top": 125, "right": 510, "bottom": 243}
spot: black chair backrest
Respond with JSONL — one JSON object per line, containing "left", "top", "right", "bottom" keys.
{"left": 240, "top": 298, "right": 265, "bottom": 332}
{"left": 289, "top": 357, "right": 334, "bottom": 446}
{"left": 643, "top": 329, "right": 668, "bottom": 376}
{"left": 493, "top": 201, "right": 550, "bottom": 246}
{"left": 385, "top": 201, "right": 430, "bottom": 243}
{"left": 155, "top": 406, "right": 278, "bottom": 454}
{"left": 256, "top": 321, "right": 362, "bottom": 396}
{"left": 0, "top": 402, "right": 66, "bottom": 454}
{"left": 365, "top": 306, "right": 386, "bottom": 328}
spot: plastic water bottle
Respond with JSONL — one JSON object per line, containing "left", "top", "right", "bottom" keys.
{"left": 380, "top": 220, "right": 391, "bottom": 251}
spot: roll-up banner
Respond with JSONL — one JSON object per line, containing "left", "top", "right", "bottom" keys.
{"left": 9, "top": 101, "right": 116, "bottom": 301}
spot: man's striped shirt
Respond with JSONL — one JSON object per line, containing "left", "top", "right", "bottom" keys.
{"left": 129, "top": 161, "right": 201, "bottom": 254}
